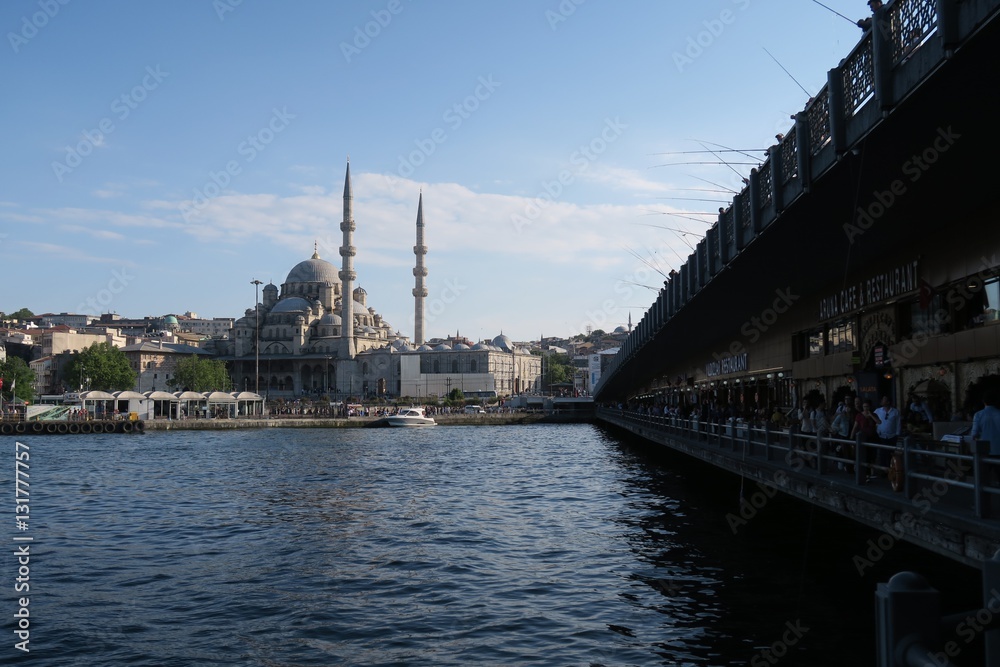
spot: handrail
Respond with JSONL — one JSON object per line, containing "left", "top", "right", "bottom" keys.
{"left": 599, "top": 407, "right": 998, "bottom": 519}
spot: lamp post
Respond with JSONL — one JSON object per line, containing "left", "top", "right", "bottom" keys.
{"left": 251, "top": 279, "right": 263, "bottom": 395}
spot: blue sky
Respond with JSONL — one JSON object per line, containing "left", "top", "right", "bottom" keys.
{"left": 1, "top": 0, "right": 865, "bottom": 342}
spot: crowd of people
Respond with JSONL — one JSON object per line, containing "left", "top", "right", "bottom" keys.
{"left": 611, "top": 388, "right": 1000, "bottom": 481}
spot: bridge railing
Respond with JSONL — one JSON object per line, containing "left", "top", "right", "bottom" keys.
{"left": 601, "top": 407, "right": 1000, "bottom": 520}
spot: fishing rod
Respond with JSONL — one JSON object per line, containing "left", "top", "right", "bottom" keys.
{"left": 809, "top": 0, "right": 857, "bottom": 25}
{"left": 651, "top": 161, "right": 758, "bottom": 168}
{"left": 762, "top": 46, "right": 813, "bottom": 98}
{"left": 691, "top": 139, "right": 762, "bottom": 163}
{"left": 623, "top": 245, "right": 670, "bottom": 280}
{"left": 697, "top": 141, "right": 751, "bottom": 184}
{"left": 660, "top": 187, "right": 734, "bottom": 194}
{"left": 688, "top": 174, "right": 738, "bottom": 194}
{"left": 654, "top": 196, "right": 731, "bottom": 204}
{"left": 649, "top": 149, "right": 765, "bottom": 156}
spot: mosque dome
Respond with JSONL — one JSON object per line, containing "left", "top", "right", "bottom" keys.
{"left": 491, "top": 334, "right": 514, "bottom": 352}
{"left": 319, "top": 312, "right": 342, "bottom": 325}
{"left": 270, "top": 297, "right": 313, "bottom": 313}
{"left": 435, "top": 344, "right": 452, "bottom": 351}
{"left": 284, "top": 257, "right": 340, "bottom": 285}
{"left": 454, "top": 343, "right": 471, "bottom": 350}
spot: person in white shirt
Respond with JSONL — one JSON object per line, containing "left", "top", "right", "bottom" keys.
{"left": 874, "top": 396, "right": 900, "bottom": 475}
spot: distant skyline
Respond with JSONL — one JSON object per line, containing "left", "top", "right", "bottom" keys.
{"left": 2, "top": 1, "right": 866, "bottom": 341}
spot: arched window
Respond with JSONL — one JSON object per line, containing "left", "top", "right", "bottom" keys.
{"left": 471, "top": 359, "right": 478, "bottom": 373}
{"left": 452, "top": 360, "right": 458, "bottom": 373}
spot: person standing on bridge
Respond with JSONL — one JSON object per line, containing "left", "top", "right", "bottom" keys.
{"left": 852, "top": 399, "right": 882, "bottom": 481}
{"left": 875, "top": 396, "right": 900, "bottom": 472}
{"left": 972, "top": 390, "right": 1000, "bottom": 456}
{"left": 972, "top": 390, "right": 1000, "bottom": 507}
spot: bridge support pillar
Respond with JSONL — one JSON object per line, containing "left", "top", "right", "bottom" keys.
{"left": 875, "top": 572, "right": 944, "bottom": 667}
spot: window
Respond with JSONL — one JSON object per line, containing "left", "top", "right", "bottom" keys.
{"left": 808, "top": 329, "right": 824, "bottom": 357}
{"left": 825, "top": 320, "right": 855, "bottom": 354}
{"left": 905, "top": 294, "right": 946, "bottom": 336}
{"left": 792, "top": 328, "right": 825, "bottom": 361}
{"left": 985, "top": 278, "right": 1000, "bottom": 325}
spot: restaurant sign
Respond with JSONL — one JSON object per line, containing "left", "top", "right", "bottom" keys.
{"left": 818, "top": 259, "right": 919, "bottom": 321}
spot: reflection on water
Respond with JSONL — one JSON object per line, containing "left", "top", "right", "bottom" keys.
{"left": 3, "top": 424, "right": 978, "bottom": 665}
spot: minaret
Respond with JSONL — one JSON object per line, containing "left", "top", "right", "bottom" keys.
{"left": 339, "top": 160, "right": 357, "bottom": 359}
{"left": 412, "top": 191, "right": 428, "bottom": 345}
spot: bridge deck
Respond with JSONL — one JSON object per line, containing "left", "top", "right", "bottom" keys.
{"left": 598, "top": 408, "right": 1000, "bottom": 567}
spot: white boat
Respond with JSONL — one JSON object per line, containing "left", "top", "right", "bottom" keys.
{"left": 385, "top": 407, "right": 437, "bottom": 427}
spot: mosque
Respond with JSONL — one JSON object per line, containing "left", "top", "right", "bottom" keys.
{"left": 224, "top": 162, "right": 541, "bottom": 400}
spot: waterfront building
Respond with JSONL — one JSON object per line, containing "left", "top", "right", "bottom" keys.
{"left": 121, "top": 340, "right": 214, "bottom": 393}
{"left": 399, "top": 333, "right": 541, "bottom": 398}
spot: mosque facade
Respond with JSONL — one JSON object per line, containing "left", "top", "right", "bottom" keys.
{"left": 223, "top": 162, "right": 541, "bottom": 400}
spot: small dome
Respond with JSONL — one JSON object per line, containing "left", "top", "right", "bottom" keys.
{"left": 613, "top": 325, "right": 627, "bottom": 334}
{"left": 163, "top": 315, "right": 179, "bottom": 325}
{"left": 270, "top": 297, "right": 312, "bottom": 313}
{"left": 435, "top": 344, "right": 452, "bottom": 351}
{"left": 417, "top": 344, "right": 434, "bottom": 351}
{"left": 491, "top": 334, "right": 514, "bottom": 352}
{"left": 284, "top": 257, "right": 340, "bottom": 286}
{"left": 320, "top": 313, "right": 342, "bottom": 325}
{"left": 472, "top": 343, "right": 490, "bottom": 350}
{"left": 454, "top": 343, "right": 471, "bottom": 350}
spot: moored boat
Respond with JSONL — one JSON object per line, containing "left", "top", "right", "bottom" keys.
{"left": 385, "top": 407, "right": 436, "bottom": 427}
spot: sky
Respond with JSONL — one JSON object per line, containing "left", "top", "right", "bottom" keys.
{"left": 0, "top": 0, "right": 867, "bottom": 342}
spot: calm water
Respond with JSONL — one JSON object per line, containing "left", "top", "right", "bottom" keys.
{"left": 2, "top": 424, "right": 979, "bottom": 665}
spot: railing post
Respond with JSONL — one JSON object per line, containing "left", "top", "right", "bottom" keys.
{"left": 764, "top": 420, "right": 773, "bottom": 461}
{"left": 870, "top": 4, "right": 893, "bottom": 111}
{"left": 816, "top": 434, "right": 825, "bottom": 475}
{"left": 973, "top": 440, "right": 991, "bottom": 519}
{"left": 875, "top": 572, "right": 943, "bottom": 667}
{"left": 903, "top": 435, "right": 914, "bottom": 499}
{"left": 855, "top": 434, "right": 865, "bottom": 486}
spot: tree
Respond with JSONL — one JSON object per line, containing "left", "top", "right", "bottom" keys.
{"left": 544, "top": 353, "right": 574, "bottom": 388}
{"left": 65, "top": 342, "right": 136, "bottom": 392}
{"left": 448, "top": 388, "right": 465, "bottom": 403}
{"left": 168, "top": 355, "right": 232, "bottom": 392}
{"left": 0, "top": 357, "right": 36, "bottom": 403}
{"left": 10, "top": 308, "right": 34, "bottom": 320}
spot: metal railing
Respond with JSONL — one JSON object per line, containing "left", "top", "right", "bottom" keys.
{"left": 600, "top": 407, "right": 1000, "bottom": 520}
